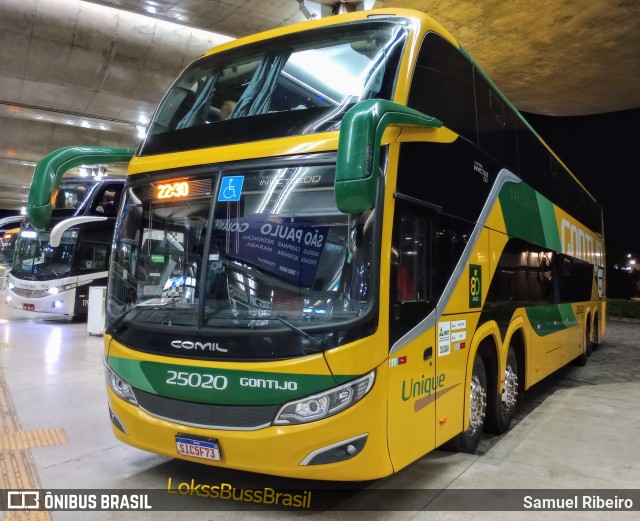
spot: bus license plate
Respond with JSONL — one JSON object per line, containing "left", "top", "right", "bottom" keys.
{"left": 23, "top": 304, "right": 35, "bottom": 311}
{"left": 175, "top": 435, "right": 221, "bottom": 461}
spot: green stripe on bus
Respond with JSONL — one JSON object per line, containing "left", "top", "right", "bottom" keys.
{"left": 535, "top": 192, "right": 562, "bottom": 252}
{"left": 526, "top": 303, "right": 577, "bottom": 337}
{"left": 106, "top": 356, "right": 353, "bottom": 406}
{"left": 499, "top": 181, "right": 562, "bottom": 251}
{"left": 499, "top": 182, "right": 546, "bottom": 245}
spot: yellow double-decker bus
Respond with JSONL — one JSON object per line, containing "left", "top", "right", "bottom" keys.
{"left": 101, "top": 8, "right": 605, "bottom": 480}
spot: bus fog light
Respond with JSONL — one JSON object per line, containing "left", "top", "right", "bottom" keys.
{"left": 53, "top": 300, "right": 64, "bottom": 308}
{"left": 104, "top": 362, "right": 138, "bottom": 405}
{"left": 273, "top": 370, "right": 374, "bottom": 425}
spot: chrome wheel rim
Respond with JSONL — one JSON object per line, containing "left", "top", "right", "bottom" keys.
{"left": 502, "top": 364, "right": 518, "bottom": 412}
{"left": 468, "top": 375, "right": 486, "bottom": 432}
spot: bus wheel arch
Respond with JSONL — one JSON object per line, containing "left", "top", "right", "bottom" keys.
{"left": 485, "top": 328, "right": 524, "bottom": 434}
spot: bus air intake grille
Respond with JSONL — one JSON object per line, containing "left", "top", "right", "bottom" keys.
{"left": 133, "top": 389, "right": 280, "bottom": 430}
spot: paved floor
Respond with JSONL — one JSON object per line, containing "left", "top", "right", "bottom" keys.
{"left": 0, "top": 292, "right": 638, "bottom": 520}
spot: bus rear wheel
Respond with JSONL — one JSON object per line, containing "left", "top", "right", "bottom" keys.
{"left": 574, "top": 327, "right": 592, "bottom": 366}
{"left": 450, "top": 355, "right": 487, "bottom": 454}
{"left": 485, "top": 346, "right": 519, "bottom": 434}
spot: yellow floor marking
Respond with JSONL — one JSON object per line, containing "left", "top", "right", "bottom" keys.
{"left": 0, "top": 429, "right": 68, "bottom": 451}
{"left": 0, "top": 367, "right": 67, "bottom": 521}
{"left": 0, "top": 389, "right": 11, "bottom": 412}
{"left": 4, "top": 512, "right": 52, "bottom": 521}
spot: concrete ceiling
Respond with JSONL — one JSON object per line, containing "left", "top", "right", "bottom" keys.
{"left": 0, "top": 0, "right": 639, "bottom": 211}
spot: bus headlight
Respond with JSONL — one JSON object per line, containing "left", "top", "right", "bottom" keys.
{"left": 46, "top": 283, "right": 77, "bottom": 295}
{"left": 104, "top": 362, "right": 138, "bottom": 405}
{"left": 8, "top": 282, "right": 14, "bottom": 290}
{"left": 273, "top": 370, "right": 374, "bottom": 425}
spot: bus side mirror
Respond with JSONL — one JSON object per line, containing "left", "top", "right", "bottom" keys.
{"left": 335, "top": 99, "right": 442, "bottom": 214}
{"left": 27, "top": 146, "right": 135, "bottom": 231}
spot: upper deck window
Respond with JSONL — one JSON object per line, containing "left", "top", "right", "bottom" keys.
{"left": 141, "top": 20, "right": 409, "bottom": 156}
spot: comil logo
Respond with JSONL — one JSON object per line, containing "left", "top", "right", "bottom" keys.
{"left": 171, "top": 340, "right": 227, "bottom": 352}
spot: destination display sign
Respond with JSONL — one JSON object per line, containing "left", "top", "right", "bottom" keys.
{"left": 213, "top": 215, "right": 328, "bottom": 286}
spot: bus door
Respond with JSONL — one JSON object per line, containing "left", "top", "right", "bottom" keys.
{"left": 72, "top": 226, "right": 113, "bottom": 314}
{"left": 386, "top": 202, "right": 438, "bottom": 470}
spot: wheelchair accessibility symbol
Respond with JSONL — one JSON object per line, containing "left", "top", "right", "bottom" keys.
{"left": 218, "top": 176, "right": 244, "bottom": 202}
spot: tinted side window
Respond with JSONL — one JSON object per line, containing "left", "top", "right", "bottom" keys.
{"left": 474, "top": 70, "right": 519, "bottom": 173}
{"left": 390, "top": 201, "right": 434, "bottom": 344}
{"left": 408, "top": 32, "right": 477, "bottom": 144}
{"left": 396, "top": 141, "right": 495, "bottom": 224}
{"left": 554, "top": 254, "right": 593, "bottom": 302}
{"left": 434, "top": 215, "right": 474, "bottom": 299}
{"left": 91, "top": 183, "right": 124, "bottom": 217}
{"left": 518, "top": 127, "right": 602, "bottom": 235}
{"left": 485, "top": 238, "right": 593, "bottom": 306}
{"left": 486, "top": 239, "right": 553, "bottom": 306}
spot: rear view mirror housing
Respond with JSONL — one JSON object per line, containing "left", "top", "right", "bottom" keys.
{"left": 335, "top": 99, "right": 442, "bottom": 214}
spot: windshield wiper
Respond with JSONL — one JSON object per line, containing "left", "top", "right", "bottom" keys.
{"left": 272, "top": 315, "right": 326, "bottom": 349}
{"left": 229, "top": 313, "right": 326, "bottom": 350}
{"left": 106, "top": 311, "right": 128, "bottom": 331}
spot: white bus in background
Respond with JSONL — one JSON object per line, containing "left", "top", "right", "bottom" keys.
{"left": 7, "top": 178, "right": 125, "bottom": 316}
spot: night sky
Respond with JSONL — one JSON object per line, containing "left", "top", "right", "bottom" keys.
{"left": 525, "top": 108, "right": 640, "bottom": 264}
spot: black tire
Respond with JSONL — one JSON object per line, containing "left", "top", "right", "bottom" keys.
{"left": 585, "top": 324, "right": 594, "bottom": 357}
{"left": 485, "top": 346, "right": 519, "bottom": 434}
{"left": 573, "top": 324, "right": 594, "bottom": 366}
{"left": 449, "top": 355, "right": 487, "bottom": 454}
{"left": 591, "top": 318, "right": 600, "bottom": 351}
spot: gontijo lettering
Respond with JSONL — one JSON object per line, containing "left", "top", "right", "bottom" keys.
{"left": 561, "top": 218, "right": 603, "bottom": 265}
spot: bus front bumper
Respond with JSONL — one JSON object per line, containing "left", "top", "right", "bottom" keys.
{"left": 106, "top": 383, "right": 393, "bottom": 481}
{"left": 6, "top": 289, "right": 75, "bottom": 314}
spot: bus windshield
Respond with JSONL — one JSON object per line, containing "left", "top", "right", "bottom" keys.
{"left": 106, "top": 158, "right": 375, "bottom": 347}
{"left": 54, "top": 180, "right": 99, "bottom": 210}
{"left": 0, "top": 228, "right": 19, "bottom": 266}
{"left": 13, "top": 230, "right": 77, "bottom": 279}
{"left": 141, "top": 20, "right": 408, "bottom": 155}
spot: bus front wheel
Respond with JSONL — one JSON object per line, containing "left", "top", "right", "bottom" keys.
{"left": 450, "top": 355, "right": 487, "bottom": 454}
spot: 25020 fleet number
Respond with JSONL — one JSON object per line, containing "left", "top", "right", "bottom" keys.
{"left": 166, "top": 370, "right": 228, "bottom": 390}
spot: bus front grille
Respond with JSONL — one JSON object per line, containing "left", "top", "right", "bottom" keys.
{"left": 133, "top": 389, "right": 280, "bottom": 430}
